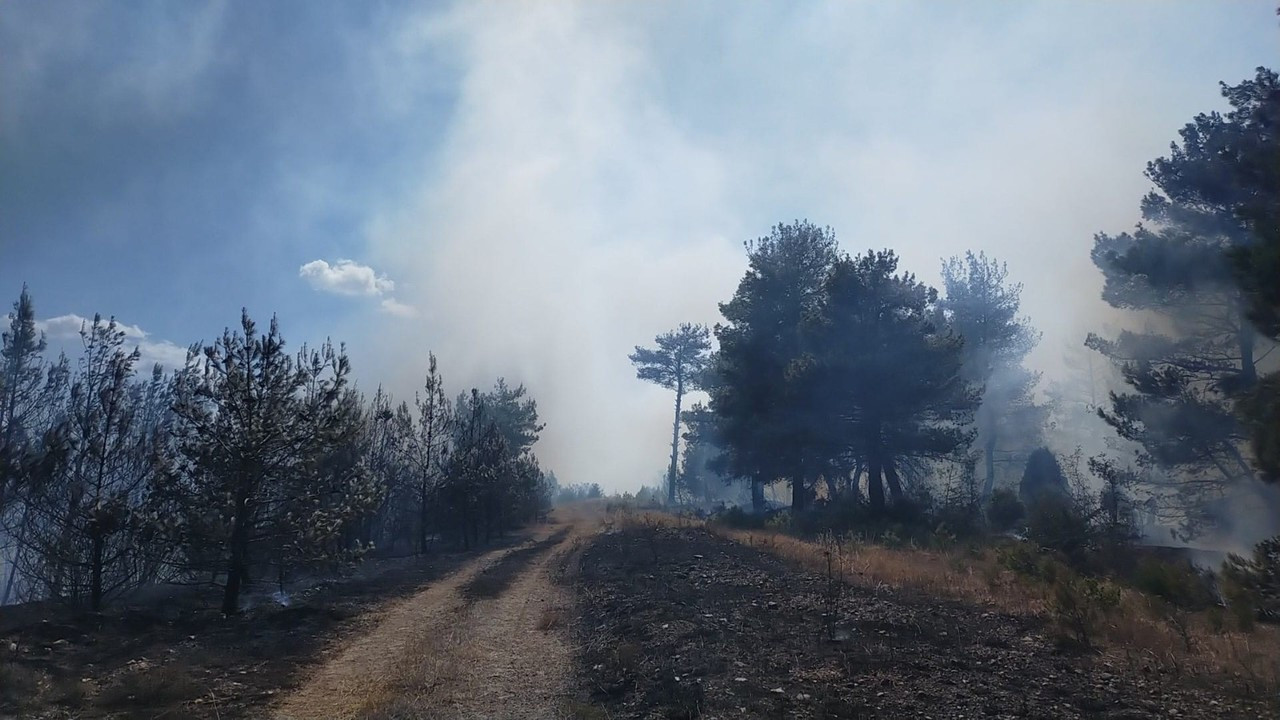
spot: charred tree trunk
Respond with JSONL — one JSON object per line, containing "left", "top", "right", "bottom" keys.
{"left": 668, "top": 379, "right": 683, "bottom": 505}
{"left": 751, "top": 477, "right": 765, "bottom": 513}
{"left": 1239, "top": 302, "right": 1257, "bottom": 387}
{"left": 867, "top": 452, "right": 885, "bottom": 512}
{"left": 419, "top": 483, "right": 430, "bottom": 554}
{"left": 884, "top": 461, "right": 904, "bottom": 505}
{"left": 222, "top": 493, "right": 252, "bottom": 615}
{"left": 791, "top": 474, "right": 808, "bottom": 511}
{"left": 89, "top": 531, "right": 105, "bottom": 611}
{"left": 850, "top": 462, "right": 864, "bottom": 500}
{"left": 981, "top": 434, "right": 997, "bottom": 500}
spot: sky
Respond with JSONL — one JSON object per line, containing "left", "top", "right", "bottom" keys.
{"left": 2, "top": 1, "right": 1277, "bottom": 491}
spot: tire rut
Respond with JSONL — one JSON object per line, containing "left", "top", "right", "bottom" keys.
{"left": 274, "top": 523, "right": 579, "bottom": 720}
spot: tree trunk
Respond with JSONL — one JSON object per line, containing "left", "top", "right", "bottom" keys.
{"left": 884, "top": 461, "right": 904, "bottom": 505}
{"left": 867, "top": 453, "right": 885, "bottom": 511}
{"left": 1239, "top": 302, "right": 1257, "bottom": 387}
{"left": 419, "top": 482, "right": 429, "bottom": 554}
{"left": 850, "top": 462, "right": 864, "bottom": 500}
{"left": 791, "top": 474, "right": 807, "bottom": 511}
{"left": 981, "top": 433, "right": 997, "bottom": 500}
{"left": 1, "top": 504, "right": 32, "bottom": 605}
{"left": 824, "top": 474, "right": 839, "bottom": 502}
{"left": 90, "top": 532, "right": 104, "bottom": 611}
{"left": 222, "top": 495, "right": 251, "bottom": 615}
{"left": 751, "top": 478, "right": 765, "bottom": 513}
{"left": 668, "top": 380, "right": 683, "bottom": 505}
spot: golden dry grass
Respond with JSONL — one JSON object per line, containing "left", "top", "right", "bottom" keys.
{"left": 704, "top": 523, "right": 1280, "bottom": 695}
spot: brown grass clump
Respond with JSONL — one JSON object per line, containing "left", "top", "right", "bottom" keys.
{"left": 710, "top": 525, "right": 1043, "bottom": 613}
{"left": 537, "top": 607, "right": 567, "bottom": 631}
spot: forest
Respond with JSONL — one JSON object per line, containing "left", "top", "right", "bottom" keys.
{"left": 632, "top": 67, "right": 1280, "bottom": 620}
{"left": 0, "top": 303, "right": 557, "bottom": 615}
{"left": 0, "top": 29, "right": 1278, "bottom": 720}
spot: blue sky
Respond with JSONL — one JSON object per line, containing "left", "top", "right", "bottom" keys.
{"left": 2, "top": 1, "right": 1276, "bottom": 489}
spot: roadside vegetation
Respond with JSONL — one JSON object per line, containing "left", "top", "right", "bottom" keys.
{"left": 0, "top": 298, "right": 563, "bottom": 716}
{"left": 617, "top": 65, "right": 1280, "bottom": 706}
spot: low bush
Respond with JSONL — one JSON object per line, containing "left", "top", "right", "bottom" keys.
{"left": 986, "top": 488, "right": 1025, "bottom": 533}
{"left": 1222, "top": 535, "right": 1280, "bottom": 623}
{"left": 1047, "top": 575, "right": 1121, "bottom": 649}
{"left": 1131, "top": 557, "right": 1217, "bottom": 611}
{"left": 710, "top": 505, "right": 766, "bottom": 530}
{"left": 1025, "top": 497, "right": 1093, "bottom": 566}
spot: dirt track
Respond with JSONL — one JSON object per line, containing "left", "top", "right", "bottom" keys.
{"left": 274, "top": 522, "right": 583, "bottom": 720}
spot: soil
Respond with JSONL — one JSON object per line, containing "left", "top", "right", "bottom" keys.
{"left": 0, "top": 538, "right": 526, "bottom": 719}
{"left": 573, "top": 526, "right": 1274, "bottom": 720}
{"left": 276, "top": 520, "right": 584, "bottom": 719}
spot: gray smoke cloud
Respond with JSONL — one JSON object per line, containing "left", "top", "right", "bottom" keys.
{"left": 343, "top": 2, "right": 1272, "bottom": 491}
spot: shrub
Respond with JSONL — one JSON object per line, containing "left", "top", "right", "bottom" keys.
{"left": 1048, "top": 575, "right": 1121, "bottom": 648}
{"left": 1025, "top": 497, "right": 1092, "bottom": 566}
{"left": 1131, "top": 557, "right": 1217, "bottom": 611}
{"left": 1222, "top": 535, "right": 1280, "bottom": 623}
{"left": 765, "top": 511, "right": 792, "bottom": 533}
{"left": 1019, "top": 448, "right": 1070, "bottom": 508}
{"left": 986, "top": 488, "right": 1025, "bottom": 532}
{"left": 711, "top": 505, "right": 766, "bottom": 530}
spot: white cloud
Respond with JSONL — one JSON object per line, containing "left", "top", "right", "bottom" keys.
{"left": 39, "top": 313, "right": 146, "bottom": 341}
{"left": 299, "top": 259, "right": 396, "bottom": 297}
{"left": 36, "top": 314, "right": 189, "bottom": 370}
{"left": 379, "top": 298, "right": 418, "bottom": 318}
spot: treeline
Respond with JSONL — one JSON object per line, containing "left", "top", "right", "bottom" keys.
{"left": 634, "top": 67, "right": 1280, "bottom": 558}
{"left": 634, "top": 234, "right": 1044, "bottom": 521}
{"left": 0, "top": 304, "right": 554, "bottom": 614}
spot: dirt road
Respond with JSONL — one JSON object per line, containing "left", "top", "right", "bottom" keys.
{"left": 274, "top": 520, "right": 586, "bottom": 720}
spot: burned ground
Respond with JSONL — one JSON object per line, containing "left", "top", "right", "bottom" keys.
{"left": 573, "top": 526, "right": 1272, "bottom": 719}
{"left": 0, "top": 541, "right": 520, "bottom": 719}
{"left": 462, "top": 527, "right": 572, "bottom": 600}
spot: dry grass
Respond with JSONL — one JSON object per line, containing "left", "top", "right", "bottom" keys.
{"left": 537, "top": 606, "right": 567, "bottom": 631}
{"left": 716, "top": 526, "right": 1044, "bottom": 612}
{"left": 705, "top": 523, "right": 1280, "bottom": 697}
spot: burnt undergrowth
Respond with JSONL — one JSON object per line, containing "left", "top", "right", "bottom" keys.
{"left": 571, "top": 525, "right": 1272, "bottom": 719}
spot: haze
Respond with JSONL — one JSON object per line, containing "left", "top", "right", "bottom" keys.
{"left": 2, "top": 1, "right": 1276, "bottom": 491}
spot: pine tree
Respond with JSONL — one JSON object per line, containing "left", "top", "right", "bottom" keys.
{"left": 712, "top": 221, "right": 839, "bottom": 511}
{"left": 0, "top": 286, "right": 50, "bottom": 515}
{"left": 22, "top": 316, "right": 155, "bottom": 609}
{"left": 630, "top": 323, "right": 712, "bottom": 505}
{"left": 1089, "top": 68, "right": 1279, "bottom": 530}
{"left": 166, "top": 311, "right": 378, "bottom": 614}
{"left": 939, "top": 252, "right": 1042, "bottom": 498}
{"left": 807, "top": 250, "right": 979, "bottom": 511}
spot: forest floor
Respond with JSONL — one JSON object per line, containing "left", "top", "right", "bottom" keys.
{"left": 0, "top": 532, "right": 538, "bottom": 719}
{"left": 572, "top": 524, "right": 1275, "bottom": 720}
{"left": 7, "top": 510, "right": 1277, "bottom": 719}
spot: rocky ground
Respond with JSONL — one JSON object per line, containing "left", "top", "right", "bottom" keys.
{"left": 573, "top": 525, "right": 1274, "bottom": 719}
